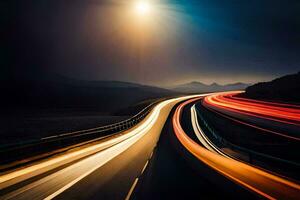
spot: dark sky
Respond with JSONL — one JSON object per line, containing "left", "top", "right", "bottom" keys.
{"left": 2, "top": 0, "right": 300, "bottom": 85}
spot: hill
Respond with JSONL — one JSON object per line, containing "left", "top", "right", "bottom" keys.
{"left": 171, "top": 81, "right": 250, "bottom": 93}
{"left": 1, "top": 77, "right": 176, "bottom": 114}
{"left": 0, "top": 77, "right": 177, "bottom": 144}
{"left": 244, "top": 72, "right": 300, "bottom": 103}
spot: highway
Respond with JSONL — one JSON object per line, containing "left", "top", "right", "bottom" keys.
{"left": 173, "top": 97, "right": 300, "bottom": 199}
{"left": 201, "top": 91, "right": 300, "bottom": 176}
{"left": 204, "top": 92, "right": 300, "bottom": 123}
{"left": 1, "top": 93, "right": 300, "bottom": 200}
{"left": 203, "top": 92, "right": 300, "bottom": 139}
{"left": 0, "top": 96, "right": 201, "bottom": 200}
{"left": 190, "top": 104, "right": 230, "bottom": 158}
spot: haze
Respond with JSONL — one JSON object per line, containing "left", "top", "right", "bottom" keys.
{"left": 3, "top": 0, "right": 300, "bottom": 86}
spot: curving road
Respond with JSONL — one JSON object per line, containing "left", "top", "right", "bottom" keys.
{"left": 1, "top": 93, "right": 300, "bottom": 200}
{"left": 0, "top": 96, "right": 202, "bottom": 200}
{"left": 203, "top": 92, "right": 300, "bottom": 139}
{"left": 173, "top": 97, "right": 300, "bottom": 199}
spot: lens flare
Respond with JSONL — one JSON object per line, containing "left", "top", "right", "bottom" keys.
{"left": 135, "top": 1, "right": 151, "bottom": 15}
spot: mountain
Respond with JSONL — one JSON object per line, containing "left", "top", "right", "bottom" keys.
{"left": 170, "top": 81, "right": 250, "bottom": 93}
{"left": 244, "top": 72, "right": 300, "bottom": 103}
{"left": 1, "top": 77, "right": 176, "bottom": 114}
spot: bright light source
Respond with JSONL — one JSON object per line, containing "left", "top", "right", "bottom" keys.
{"left": 135, "top": 1, "right": 151, "bottom": 15}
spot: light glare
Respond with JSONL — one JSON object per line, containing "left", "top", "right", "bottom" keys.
{"left": 135, "top": 1, "right": 151, "bottom": 15}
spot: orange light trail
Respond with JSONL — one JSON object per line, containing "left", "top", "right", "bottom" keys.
{"left": 203, "top": 92, "right": 300, "bottom": 125}
{"left": 224, "top": 94, "right": 300, "bottom": 114}
{"left": 230, "top": 95, "right": 300, "bottom": 109}
{"left": 172, "top": 98, "right": 300, "bottom": 199}
{"left": 203, "top": 104, "right": 300, "bottom": 141}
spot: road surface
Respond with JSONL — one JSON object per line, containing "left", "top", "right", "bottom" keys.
{"left": 172, "top": 97, "right": 300, "bottom": 199}
{"left": 1, "top": 93, "right": 300, "bottom": 200}
{"left": 0, "top": 96, "right": 200, "bottom": 199}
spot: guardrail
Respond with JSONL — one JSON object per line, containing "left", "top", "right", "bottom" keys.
{"left": 0, "top": 100, "right": 160, "bottom": 166}
{"left": 194, "top": 105, "right": 300, "bottom": 179}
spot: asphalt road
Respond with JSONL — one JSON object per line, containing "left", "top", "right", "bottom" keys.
{"left": 200, "top": 92, "right": 300, "bottom": 178}
{"left": 131, "top": 100, "right": 257, "bottom": 200}
{"left": 1, "top": 93, "right": 300, "bottom": 200}
{"left": 0, "top": 97, "right": 196, "bottom": 200}
{"left": 172, "top": 97, "right": 300, "bottom": 200}
{"left": 203, "top": 92, "right": 300, "bottom": 139}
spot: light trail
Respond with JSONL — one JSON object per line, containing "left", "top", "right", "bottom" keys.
{"left": 0, "top": 101, "right": 170, "bottom": 192}
{"left": 203, "top": 103, "right": 300, "bottom": 141}
{"left": 191, "top": 103, "right": 300, "bottom": 178}
{"left": 190, "top": 105, "right": 230, "bottom": 158}
{"left": 203, "top": 92, "right": 300, "bottom": 125}
{"left": 173, "top": 98, "right": 300, "bottom": 200}
{"left": 223, "top": 94, "right": 300, "bottom": 114}
{"left": 230, "top": 94, "right": 300, "bottom": 109}
{"left": 0, "top": 95, "right": 204, "bottom": 199}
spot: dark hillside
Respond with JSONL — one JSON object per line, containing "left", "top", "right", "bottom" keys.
{"left": 244, "top": 72, "right": 300, "bottom": 103}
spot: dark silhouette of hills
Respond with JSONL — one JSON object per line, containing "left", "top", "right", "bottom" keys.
{"left": 171, "top": 81, "right": 250, "bottom": 93}
{"left": 244, "top": 72, "right": 300, "bottom": 103}
{"left": 1, "top": 76, "right": 176, "bottom": 114}
{"left": 0, "top": 75, "right": 177, "bottom": 144}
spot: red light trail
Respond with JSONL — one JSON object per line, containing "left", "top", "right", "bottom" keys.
{"left": 203, "top": 92, "right": 300, "bottom": 125}
{"left": 172, "top": 97, "right": 300, "bottom": 200}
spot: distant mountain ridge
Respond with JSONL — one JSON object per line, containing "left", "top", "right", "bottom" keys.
{"left": 170, "top": 81, "right": 250, "bottom": 93}
{"left": 244, "top": 72, "right": 300, "bottom": 103}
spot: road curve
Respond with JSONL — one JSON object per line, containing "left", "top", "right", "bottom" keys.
{"left": 0, "top": 95, "right": 201, "bottom": 200}
{"left": 204, "top": 92, "right": 300, "bottom": 125}
{"left": 203, "top": 92, "right": 300, "bottom": 140}
{"left": 173, "top": 97, "right": 300, "bottom": 200}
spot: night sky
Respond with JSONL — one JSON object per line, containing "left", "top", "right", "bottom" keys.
{"left": 2, "top": 0, "right": 300, "bottom": 86}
